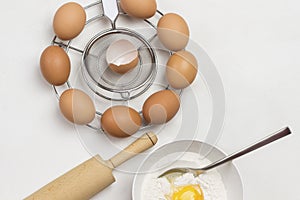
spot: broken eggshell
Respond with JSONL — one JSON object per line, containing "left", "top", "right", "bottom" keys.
{"left": 106, "top": 39, "right": 139, "bottom": 74}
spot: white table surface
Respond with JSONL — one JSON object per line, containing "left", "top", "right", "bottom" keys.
{"left": 0, "top": 0, "right": 299, "bottom": 199}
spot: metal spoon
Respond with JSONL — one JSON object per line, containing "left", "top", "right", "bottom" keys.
{"left": 159, "top": 127, "right": 291, "bottom": 178}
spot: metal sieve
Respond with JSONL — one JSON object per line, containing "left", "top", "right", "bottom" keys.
{"left": 81, "top": 28, "right": 157, "bottom": 101}
{"left": 81, "top": 0, "right": 159, "bottom": 101}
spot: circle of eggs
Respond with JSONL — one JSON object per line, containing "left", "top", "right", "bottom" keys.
{"left": 40, "top": 0, "right": 199, "bottom": 138}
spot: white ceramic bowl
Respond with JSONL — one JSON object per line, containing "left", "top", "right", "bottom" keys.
{"left": 132, "top": 140, "right": 243, "bottom": 200}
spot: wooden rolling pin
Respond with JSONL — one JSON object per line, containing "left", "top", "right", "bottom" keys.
{"left": 25, "top": 132, "right": 158, "bottom": 200}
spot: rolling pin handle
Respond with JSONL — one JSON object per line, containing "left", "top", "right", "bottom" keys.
{"left": 109, "top": 132, "right": 158, "bottom": 168}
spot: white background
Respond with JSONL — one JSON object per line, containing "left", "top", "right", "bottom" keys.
{"left": 0, "top": 0, "right": 299, "bottom": 199}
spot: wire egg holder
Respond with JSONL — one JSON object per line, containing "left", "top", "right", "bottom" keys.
{"left": 51, "top": 1, "right": 182, "bottom": 132}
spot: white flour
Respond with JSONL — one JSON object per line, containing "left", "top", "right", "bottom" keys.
{"left": 141, "top": 152, "right": 227, "bottom": 200}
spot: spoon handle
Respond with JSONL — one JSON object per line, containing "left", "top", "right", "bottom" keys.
{"left": 202, "top": 127, "right": 291, "bottom": 171}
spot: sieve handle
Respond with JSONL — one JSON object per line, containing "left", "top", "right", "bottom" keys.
{"left": 108, "top": 132, "right": 158, "bottom": 168}
{"left": 102, "top": 0, "right": 119, "bottom": 24}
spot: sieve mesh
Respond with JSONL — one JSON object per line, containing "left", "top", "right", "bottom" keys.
{"left": 82, "top": 28, "right": 157, "bottom": 101}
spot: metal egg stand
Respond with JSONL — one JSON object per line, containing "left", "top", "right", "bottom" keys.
{"left": 51, "top": 1, "right": 183, "bottom": 131}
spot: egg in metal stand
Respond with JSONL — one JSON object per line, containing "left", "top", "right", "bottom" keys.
{"left": 101, "top": 105, "right": 142, "bottom": 137}
{"left": 59, "top": 89, "right": 96, "bottom": 125}
{"left": 142, "top": 90, "right": 181, "bottom": 125}
{"left": 157, "top": 13, "right": 190, "bottom": 51}
{"left": 166, "top": 50, "right": 198, "bottom": 89}
{"left": 53, "top": 2, "right": 87, "bottom": 40}
{"left": 40, "top": 46, "right": 71, "bottom": 86}
{"left": 120, "top": 0, "right": 157, "bottom": 19}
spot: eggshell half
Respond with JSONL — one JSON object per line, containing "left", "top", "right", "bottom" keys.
{"left": 101, "top": 106, "right": 142, "bottom": 138}
{"left": 166, "top": 50, "right": 198, "bottom": 89}
{"left": 142, "top": 90, "right": 180, "bottom": 124}
{"left": 106, "top": 39, "right": 139, "bottom": 74}
{"left": 59, "top": 89, "right": 96, "bottom": 125}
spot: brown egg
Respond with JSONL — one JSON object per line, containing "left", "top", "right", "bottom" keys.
{"left": 143, "top": 90, "right": 180, "bottom": 124}
{"left": 101, "top": 106, "right": 142, "bottom": 138}
{"left": 59, "top": 89, "right": 96, "bottom": 125}
{"left": 53, "top": 2, "right": 86, "bottom": 40}
{"left": 166, "top": 50, "right": 198, "bottom": 89}
{"left": 40, "top": 46, "right": 70, "bottom": 86}
{"left": 120, "top": 0, "right": 157, "bottom": 19}
{"left": 157, "top": 13, "right": 190, "bottom": 51}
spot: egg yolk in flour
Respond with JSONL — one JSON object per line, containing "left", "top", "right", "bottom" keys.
{"left": 171, "top": 185, "right": 204, "bottom": 200}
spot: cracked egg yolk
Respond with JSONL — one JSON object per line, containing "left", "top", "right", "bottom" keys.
{"left": 171, "top": 185, "right": 204, "bottom": 200}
